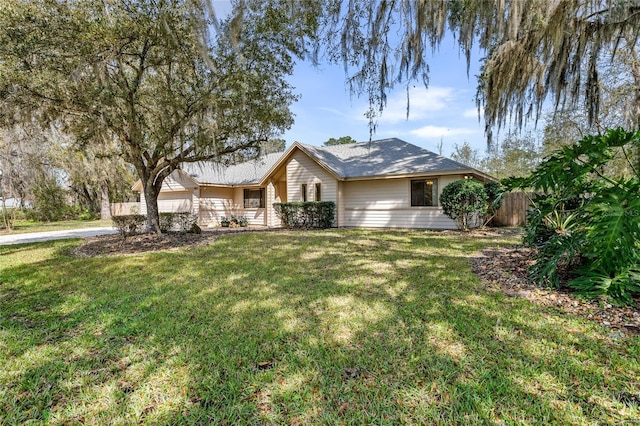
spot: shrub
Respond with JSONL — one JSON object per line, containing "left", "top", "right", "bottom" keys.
{"left": 78, "top": 209, "right": 98, "bottom": 221}
{"left": 441, "top": 180, "right": 488, "bottom": 230}
{"left": 159, "top": 212, "right": 176, "bottom": 233}
{"left": 175, "top": 212, "right": 198, "bottom": 232}
{"left": 1, "top": 206, "right": 16, "bottom": 230}
{"left": 159, "top": 212, "right": 198, "bottom": 232}
{"left": 112, "top": 214, "right": 146, "bottom": 238}
{"left": 28, "top": 179, "right": 71, "bottom": 222}
{"left": 273, "top": 201, "right": 335, "bottom": 228}
{"left": 190, "top": 222, "right": 202, "bottom": 234}
{"left": 505, "top": 128, "right": 640, "bottom": 305}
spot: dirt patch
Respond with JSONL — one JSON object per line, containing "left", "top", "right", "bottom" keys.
{"left": 471, "top": 246, "right": 640, "bottom": 335}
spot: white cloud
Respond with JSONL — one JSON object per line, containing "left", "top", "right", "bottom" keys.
{"left": 462, "top": 108, "right": 483, "bottom": 119}
{"left": 319, "top": 106, "right": 347, "bottom": 117}
{"left": 409, "top": 125, "right": 477, "bottom": 139}
{"left": 355, "top": 86, "right": 457, "bottom": 124}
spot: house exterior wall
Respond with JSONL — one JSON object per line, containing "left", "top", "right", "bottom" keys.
{"left": 341, "top": 175, "right": 464, "bottom": 229}
{"left": 157, "top": 191, "right": 193, "bottom": 212}
{"left": 197, "top": 187, "right": 266, "bottom": 226}
{"left": 198, "top": 187, "right": 235, "bottom": 225}
{"left": 139, "top": 171, "right": 197, "bottom": 215}
{"left": 286, "top": 151, "right": 338, "bottom": 204}
{"left": 233, "top": 187, "right": 266, "bottom": 226}
{"left": 138, "top": 149, "right": 480, "bottom": 230}
{"left": 139, "top": 191, "right": 192, "bottom": 215}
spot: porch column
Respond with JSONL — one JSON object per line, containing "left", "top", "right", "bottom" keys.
{"left": 192, "top": 188, "right": 201, "bottom": 224}
{"left": 266, "top": 181, "right": 276, "bottom": 227}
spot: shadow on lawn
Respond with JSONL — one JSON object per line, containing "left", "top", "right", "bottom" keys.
{"left": 0, "top": 230, "right": 638, "bottom": 424}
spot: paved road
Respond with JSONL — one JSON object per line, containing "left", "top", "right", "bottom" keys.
{"left": 0, "top": 227, "right": 117, "bottom": 246}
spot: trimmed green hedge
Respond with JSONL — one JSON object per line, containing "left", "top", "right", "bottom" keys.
{"left": 273, "top": 201, "right": 335, "bottom": 229}
{"left": 112, "top": 212, "right": 198, "bottom": 237}
{"left": 112, "top": 214, "right": 146, "bottom": 238}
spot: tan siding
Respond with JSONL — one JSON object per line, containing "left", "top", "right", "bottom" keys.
{"left": 344, "top": 179, "right": 408, "bottom": 209}
{"left": 266, "top": 181, "right": 277, "bottom": 227}
{"left": 157, "top": 191, "right": 192, "bottom": 212}
{"left": 161, "top": 171, "right": 197, "bottom": 191}
{"left": 140, "top": 192, "right": 147, "bottom": 215}
{"left": 243, "top": 208, "right": 266, "bottom": 225}
{"left": 344, "top": 207, "right": 456, "bottom": 229}
{"left": 199, "top": 187, "right": 235, "bottom": 225}
{"left": 139, "top": 171, "right": 196, "bottom": 216}
{"left": 337, "top": 181, "right": 345, "bottom": 227}
{"left": 276, "top": 181, "right": 287, "bottom": 202}
{"left": 286, "top": 151, "right": 338, "bottom": 204}
{"left": 192, "top": 188, "right": 200, "bottom": 222}
{"left": 342, "top": 177, "right": 459, "bottom": 229}
{"left": 438, "top": 175, "right": 464, "bottom": 198}
{"left": 199, "top": 186, "right": 266, "bottom": 226}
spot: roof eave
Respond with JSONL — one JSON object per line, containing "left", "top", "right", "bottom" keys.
{"left": 198, "top": 182, "right": 262, "bottom": 188}
{"left": 342, "top": 169, "right": 496, "bottom": 181}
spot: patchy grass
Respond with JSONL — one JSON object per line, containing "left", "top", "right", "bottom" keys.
{"left": 1, "top": 219, "right": 113, "bottom": 235}
{"left": 0, "top": 229, "right": 638, "bottom": 424}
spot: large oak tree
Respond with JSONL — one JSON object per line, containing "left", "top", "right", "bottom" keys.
{"left": 0, "top": 0, "right": 298, "bottom": 232}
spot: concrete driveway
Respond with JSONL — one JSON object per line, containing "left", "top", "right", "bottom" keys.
{"left": 0, "top": 227, "right": 117, "bottom": 246}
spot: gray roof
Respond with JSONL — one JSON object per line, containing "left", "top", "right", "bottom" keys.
{"left": 182, "top": 152, "right": 281, "bottom": 185}
{"left": 179, "top": 138, "right": 479, "bottom": 186}
{"left": 300, "top": 138, "right": 471, "bottom": 178}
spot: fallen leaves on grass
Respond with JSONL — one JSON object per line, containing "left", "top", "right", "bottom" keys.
{"left": 471, "top": 246, "right": 640, "bottom": 335}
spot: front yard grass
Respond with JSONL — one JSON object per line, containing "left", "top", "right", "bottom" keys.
{"left": 1, "top": 219, "right": 113, "bottom": 235}
{"left": 1, "top": 229, "right": 638, "bottom": 424}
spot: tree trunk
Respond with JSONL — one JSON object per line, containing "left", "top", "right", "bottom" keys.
{"left": 629, "top": 46, "right": 640, "bottom": 173}
{"left": 100, "top": 181, "right": 111, "bottom": 220}
{"left": 630, "top": 48, "right": 640, "bottom": 129}
{"left": 142, "top": 180, "right": 161, "bottom": 234}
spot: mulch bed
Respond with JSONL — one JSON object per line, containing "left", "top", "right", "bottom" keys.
{"left": 72, "top": 232, "right": 220, "bottom": 257}
{"left": 471, "top": 246, "right": 640, "bottom": 336}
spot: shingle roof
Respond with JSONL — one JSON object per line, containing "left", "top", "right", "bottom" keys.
{"left": 299, "top": 138, "right": 471, "bottom": 178}
{"left": 179, "top": 138, "right": 480, "bottom": 186}
{"left": 182, "top": 152, "right": 281, "bottom": 185}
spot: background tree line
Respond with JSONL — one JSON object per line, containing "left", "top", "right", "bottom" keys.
{"left": 1, "top": 0, "right": 639, "bottom": 232}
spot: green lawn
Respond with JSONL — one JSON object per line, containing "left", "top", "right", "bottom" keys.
{"left": 1, "top": 229, "right": 638, "bottom": 424}
{"left": 1, "top": 219, "right": 113, "bottom": 235}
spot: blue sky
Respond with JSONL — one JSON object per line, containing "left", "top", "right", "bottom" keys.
{"left": 211, "top": 2, "right": 488, "bottom": 158}
{"left": 281, "top": 42, "right": 487, "bottom": 157}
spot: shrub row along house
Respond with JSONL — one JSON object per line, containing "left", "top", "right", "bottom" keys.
{"left": 132, "top": 138, "right": 493, "bottom": 229}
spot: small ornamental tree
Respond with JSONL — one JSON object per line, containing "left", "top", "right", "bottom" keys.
{"left": 441, "top": 180, "right": 488, "bottom": 231}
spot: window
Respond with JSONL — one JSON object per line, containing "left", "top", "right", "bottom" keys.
{"left": 411, "top": 179, "right": 438, "bottom": 206}
{"left": 301, "top": 184, "right": 307, "bottom": 202}
{"left": 315, "top": 183, "right": 322, "bottom": 201}
{"left": 244, "top": 188, "right": 265, "bottom": 208}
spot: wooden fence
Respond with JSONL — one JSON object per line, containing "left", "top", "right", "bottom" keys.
{"left": 110, "top": 202, "right": 141, "bottom": 216}
{"left": 493, "top": 192, "right": 533, "bottom": 227}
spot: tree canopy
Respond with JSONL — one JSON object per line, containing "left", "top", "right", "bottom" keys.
{"left": 323, "top": 136, "right": 357, "bottom": 146}
{"left": 223, "top": 0, "right": 640, "bottom": 142}
{"left": 0, "top": 0, "right": 298, "bottom": 232}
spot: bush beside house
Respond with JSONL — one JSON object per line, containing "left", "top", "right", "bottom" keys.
{"left": 273, "top": 201, "right": 335, "bottom": 229}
